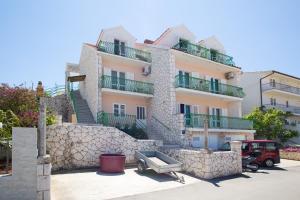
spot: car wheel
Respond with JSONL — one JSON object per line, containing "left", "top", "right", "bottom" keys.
{"left": 250, "top": 163, "right": 259, "bottom": 172}
{"left": 137, "top": 160, "right": 146, "bottom": 173}
{"left": 265, "top": 159, "right": 274, "bottom": 168}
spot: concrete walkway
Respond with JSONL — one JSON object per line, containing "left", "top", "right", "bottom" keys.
{"left": 51, "top": 168, "right": 200, "bottom": 200}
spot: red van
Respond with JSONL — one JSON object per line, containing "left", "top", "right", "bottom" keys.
{"left": 222, "top": 140, "right": 280, "bottom": 167}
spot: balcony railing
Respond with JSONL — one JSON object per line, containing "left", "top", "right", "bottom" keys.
{"left": 172, "top": 41, "right": 236, "bottom": 67}
{"left": 184, "top": 113, "right": 253, "bottom": 130}
{"left": 96, "top": 111, "right": 146, "bottom": 129}
{"left": 264, "top": 104, "right": 300, "bottom": 115}
{"left": 175, "top": 75, "right": 244, "bottom": 98}
{"left": 100, "top": 75, "right": 154, "bottom": 95}
{"left": 98, "top": 41, "right": 152, "bottom": 63}
{"left": 262, "top": 83, "right": 300, "bottom": 96}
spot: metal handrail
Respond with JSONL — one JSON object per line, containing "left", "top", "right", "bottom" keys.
{"left": 183, "top": 113, "right": 253, "bottom": 130}
{"left": 99, "top": 75, "right": 154, "bottom": 95}
{"left": 172, "top": 40, "right": 236, "bottom": 67}
{"left": 175, "top": 75, "right": 244, "bottom": 98}
{"left": 96, "top": 111, "right": 147, "bottom": 130}
{"left": 98, "top": 41, "right": 152, "bottom": 63}
{"left": 262, "top": 82, "right": 300, "bottom": 96}
{"left": 263, "top": 104, "right": 300, "bottom": 114}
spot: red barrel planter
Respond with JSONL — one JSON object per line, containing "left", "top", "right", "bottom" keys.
{"left": 99, "top": 154, "right": 126, "bottom": 173}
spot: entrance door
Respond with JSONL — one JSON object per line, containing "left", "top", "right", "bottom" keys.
{"left": 136, "top": 106, "right": 146, "bottom": 128}
{"left": 119, "top": 72, "right": 126, "bottom": 90}
{"left": 111, "top": 70, "right": 118, "bottom": 89}
{"left": 114, "top": 39, "right": 120, "bottom": 55}
{"left": 180, "top": 104, "right": 191, "bottom": 126}
{"left": 209, "top": 135, "right": 219, "bottom": 150}
{"left": 210, "top": 78, "right": 220, "bottom": 93}
{"left": 178, "top": 71, "right": 190, "bottom": 88}
{"left": 210, "top": 108, "right": 221, "bottom": 128}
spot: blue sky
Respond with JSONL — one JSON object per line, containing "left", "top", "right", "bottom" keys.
{"left": 0, "top": 0, "right": 299, "bottom": 88}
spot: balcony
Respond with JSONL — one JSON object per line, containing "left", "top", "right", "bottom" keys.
{"left": 262, "top": 83, "right": 300, "bottom": 97}
{"left": 96, "top": 111, "right": 146, "bottom": 129}
{"left": 264, "top": 104, "right": 300, "bottom": 115}
{"left": 99, "top": 75, "right": 154, "bottom": 96}
{"left": 184, "top": 113, "right": 253, "bottom": 130}
{"left": 175, "top": 75, "right": 244, "bottom": 98}
{"left": 98, "top": 41, "right": 151, "bottom": 63}
{"left": 172, "top": 40, "right": 237, "bottom": 68}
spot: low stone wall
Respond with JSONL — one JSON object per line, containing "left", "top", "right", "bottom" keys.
{"left": 47, "top": 124, "right": 163, "bottom": 171}
{"left": 161, "top": 141, "right": 242, "bottom": 179}
{"left": 280, "top": 150, "right": 300, "bottom": 161}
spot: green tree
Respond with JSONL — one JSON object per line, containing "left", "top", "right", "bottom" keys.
{"left": 245, "top": 107, "right": 298, "bottom": 144}
{"left": 0, "top": 109, "right": 20, "bottom": 139}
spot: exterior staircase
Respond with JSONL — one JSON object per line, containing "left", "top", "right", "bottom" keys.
{"left": 71, "top": 90, "right": 95, "bottom": 124}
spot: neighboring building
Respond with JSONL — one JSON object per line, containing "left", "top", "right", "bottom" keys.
{"left": 241, "top": 70, "right": 300, "bottom": 143}
{"left": 66, "top": 25, "right": 255, "bottom": 150}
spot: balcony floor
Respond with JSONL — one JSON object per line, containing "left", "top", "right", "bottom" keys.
{"left": 186, "top": 127, "right": 255, "bottom": 133}
{"left": 175, "top": 87, "right": 243, "bottom": 101}
{"left": 101, "top": 88, "right": 153, "bottom": 98}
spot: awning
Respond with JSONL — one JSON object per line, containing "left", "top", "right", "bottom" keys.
{"left": 67, "top": 75, "right": 86, "bottom": 82}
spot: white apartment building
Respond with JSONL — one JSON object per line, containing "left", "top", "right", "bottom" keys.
{"left": 241, "top": 70, "right": 300, "bottom": 144}
{"left": 65, "top": 25, "right": 255, "bottom": 149}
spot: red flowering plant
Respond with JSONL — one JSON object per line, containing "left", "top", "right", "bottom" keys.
{"left": 0, "top": 84, "right": 56, "bottom": 133}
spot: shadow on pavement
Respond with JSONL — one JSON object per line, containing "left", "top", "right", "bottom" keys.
{"left": 133, "top": 169, "right": 184, "bottom": 183}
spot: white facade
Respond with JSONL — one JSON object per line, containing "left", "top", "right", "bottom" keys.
{"left": 66, "top": 25, "right": 255, "bottom": 149}
{"left": 241, "top": 71, "right": 300, "bottom": 144}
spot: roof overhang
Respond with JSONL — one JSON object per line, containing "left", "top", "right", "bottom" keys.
{"left": 67, "top": 75, "right": 86, "bottom": 82}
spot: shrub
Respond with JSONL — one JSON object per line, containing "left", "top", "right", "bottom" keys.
{"left": 0, "top": 109, "right": 20, "bottom": 139}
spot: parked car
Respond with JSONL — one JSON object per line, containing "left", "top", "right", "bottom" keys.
{"left": 221, "top": 140, "right": 280, "bottom": 167}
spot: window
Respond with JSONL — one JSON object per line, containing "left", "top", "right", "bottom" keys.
{"left": 113, "top": 104, "right": 126, "bottom": 116}
{"left": 179, "top": 38, "right": 189, "bottom": 50}
{"left": 111, "top": 70, "right": 126, "bottom": 90}
{"left": 270, "top": 79, "right": 276, "bottom": 87}
{"left": 136, "top": 106, "right": 145, "bottom": 120}
{"left": 210, "top": 49, "right": 218, "bottom": 61}
{"left": 210, "top": 78, "right": 220, "bottom": 93}
{"left": 251, "top": 142, "right": 265, "bottom": 150}
{"left": 242, "top": 143, "right": 250, "bottom": 152}
{"left": 266, "top": 142, "right": 277, "bottom": 151}
{"left": 178, "top": 71, "right": 190, "bottom": 87}
{"left": 114, "top": 39, "right": 126, "bottom": 56}
{"left": 270, "top": 98, "right": 277, "bottom": 106}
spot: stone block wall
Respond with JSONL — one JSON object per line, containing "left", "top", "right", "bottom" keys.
{"left": 46, "top": 124, "right": 163, "bottom": 171}
{"left": 45, "top": 94, "right": 74, "bottom": 122}
{"left": 280, "top": 150, "right": 300, "bottom": 161}
{"left": 161, "top": 141, "right": 242, "bottom": 179}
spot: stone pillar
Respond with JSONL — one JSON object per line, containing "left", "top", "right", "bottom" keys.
{"left": 204, "top": 118, "right": 209, "bottom": 150}
{"left": 37, "top": 155, "right": 51, "bottom": 200}
{"left": 230, "top": 141, "right": 242, "bottom": 173}
{"left": 38, "top": 97, "right": 47, "bottom": 156}
{"left": 12, "top": 127, "right": 38, "bottom": 200}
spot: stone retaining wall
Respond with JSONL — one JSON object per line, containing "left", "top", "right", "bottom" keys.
{"left": 161, "top": 141, "right": 242, "bottom": 179}
{"left": 47, "top": 124, "right": 163, "bottom": 171}
{"left": 280, "top": 150, "right": 300, "bottom": 161}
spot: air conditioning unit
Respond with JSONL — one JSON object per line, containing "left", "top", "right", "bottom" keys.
{"left": 142, "top": 66, "right": 151, "bottom": 76}
{"left": 225, "top": 72, "right": 235, "bottom": 80}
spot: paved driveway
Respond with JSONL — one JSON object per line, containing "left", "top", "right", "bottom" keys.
{"left": 51, "top": 159, "right": 300, "bottom": 200}
{"left": 51, "top": 168, "right": 200, "bottom": 200}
